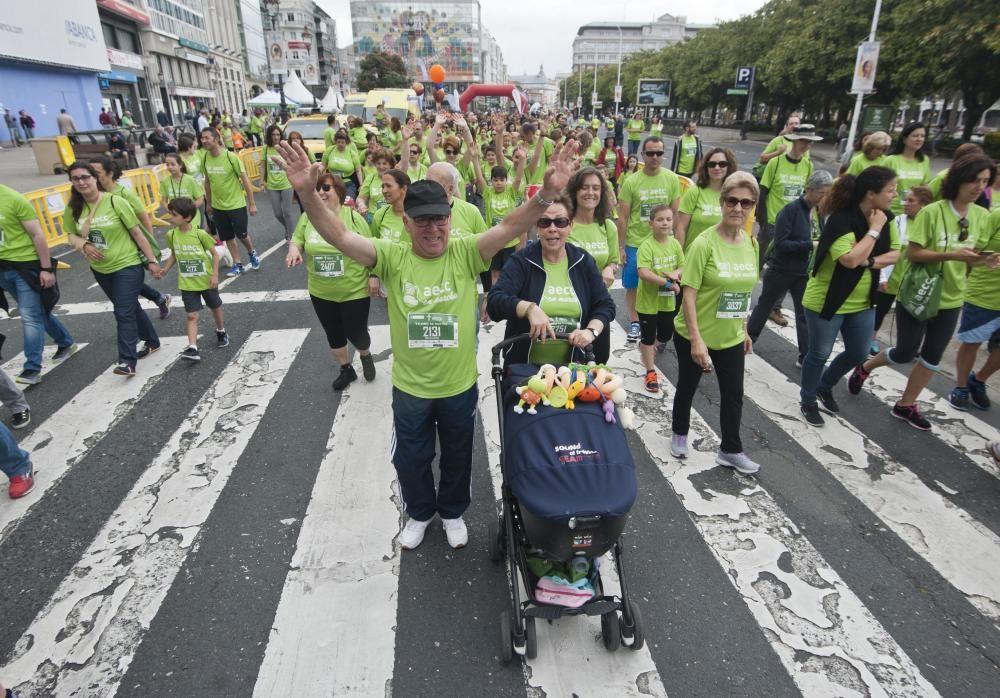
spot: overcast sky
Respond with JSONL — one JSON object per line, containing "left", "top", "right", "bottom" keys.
{"left": 316, "top": 0, "right": 765, "bottom": 77}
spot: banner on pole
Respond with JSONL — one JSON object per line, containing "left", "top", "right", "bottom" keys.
{"left": 851, "top": 41, "right": 880, "bottom": 94}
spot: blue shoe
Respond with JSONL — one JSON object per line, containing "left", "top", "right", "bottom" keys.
{"left": 226, "top": 263, "right": 244, "bottom": 277}
{"left": 968, "top": 374, "right": 991, "bottom": 410}
{"left": 248, "top": 250, "right": 261, "bottom": 270}
{"left": 869, "top": 340, "right": 880, "bottom": 356}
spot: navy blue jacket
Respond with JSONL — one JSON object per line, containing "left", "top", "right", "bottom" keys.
{"left": 487, "top": 242, "right": 615, "bottom": 364}
{"left": 767, "top": 196, "right": 816, "bottom": 276}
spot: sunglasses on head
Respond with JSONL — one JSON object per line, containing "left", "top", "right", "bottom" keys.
{"left": 537, "top": 216, "right": 570, "bottom": 229}
{"left": 707, "top": 160, "right": 729, "bottom": 168}
{"left": 723, "top": 196, "right": 756, "bottom": 210}
{"left": 316, "top": 183, "right": 334, "bottom": 192}
{"left": 958, "top": 217, "right": 970, "bottom": 242}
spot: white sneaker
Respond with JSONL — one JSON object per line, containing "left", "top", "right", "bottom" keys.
{"left": 399, "top": 518, "right": 431, "bottom": 549}
{"left": 670, "top": 433, "right": 688, "bottom": 459}
{"left": 442, "top": 516, "right": 468, "bottom": 549}
{"left": 716, "top": 451, "right": 760, "bottom": 475}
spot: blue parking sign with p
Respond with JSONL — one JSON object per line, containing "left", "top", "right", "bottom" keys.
{"left": 736, "top": 67, "right": 755, "bottom": 90}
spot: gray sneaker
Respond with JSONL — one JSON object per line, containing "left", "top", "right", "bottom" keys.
{"left": 52, "top": 343, "right": 79, "bottom": 364}
{"left": 670, "top": 433, "right": 688, "bottom": 458}
{"left": 716, "top": 451, "right": 760, "bottom": 475}
{"left": 15, "top": 369, "right": 41, "bottom": 386}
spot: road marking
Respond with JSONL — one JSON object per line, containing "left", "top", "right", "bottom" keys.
{"left": 0, "top": 339, "right": 181, "bottom": 545}
{"left": 3, "top": 329, "right": 307, "bottom": 697}
{"left": 253, "top": 327, "right": 397, "bottom": 697}
{"left": 608, "top": 326, "right": 939, "bottom": 696}
{"left": 0, "top": 342, "right": 89, "bottom": 385}
{"left": 218, "top": 238, "right": 286, "bottom": 290}
{"left": 475, "top": 323, "right": 669, "bottom": 698}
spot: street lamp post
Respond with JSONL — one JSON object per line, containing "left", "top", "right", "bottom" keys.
{"left": 263, "top": 0, "right": 288, "bottom": 122}
{"left": 614, "top": 25, "right": 623, "bottom": 116}
{"left": 592, "top": 49, "right": 598, "bottom": 118}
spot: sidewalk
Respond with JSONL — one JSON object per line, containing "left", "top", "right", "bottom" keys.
{"left": 0, "top": 145, "right": 74, "bottom": 193}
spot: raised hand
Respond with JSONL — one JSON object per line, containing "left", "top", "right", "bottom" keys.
{"left": 275, "top": 141, "right": 322, "bottom": 194}
{"left": 541, "top": 139, "right": 580, "bottom": 197}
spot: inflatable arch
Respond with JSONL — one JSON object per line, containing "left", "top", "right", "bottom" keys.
{"left": 458, "top": 84, "right": 529, "bottom": 114}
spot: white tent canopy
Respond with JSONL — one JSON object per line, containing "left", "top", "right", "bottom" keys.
{"left": 318, "top": 87, "right": 344, "bottom": 113}
{"left": 282, "top": 72, "right": 316, "bottom": 106}
{"left": 247, "top": 89, "right": 298, "bottom": 108}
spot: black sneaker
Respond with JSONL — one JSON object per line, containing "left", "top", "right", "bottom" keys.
{"left": 216, "top": 330, "right": 230, "bottom": 348}
{"left": 332, "top": 364, "right": 357, "bottom": 390}
{"left": 947, "top": 387, "right": 970, "bottom": 411}
{"left": 968, "top": 374, "right": 990, "bottom": 410}
{"left": 15, "top": 369, "right": 41, "bottom": 386}
{"left": 52, "top": 343, "right": 79, "bottom": 363}
{"left": 136, "top": 343, "right": 160, "bottom": 359}
{"left": 11, "top": 409, "right": 31, "bottom": 429}
{"left": 181, "top": 346, "right": 201, "bottom": 362}
{"left": 816, "top": 388, "right": 840, "bottom": 414}
{"left": 801, "top": 402, "right": 825, "bottom": 426}
{"left": 891, "top": 403, "right": 931, "bottom": 431}
{"left": 113, "top": 363, "right": 136, "bottom": 376}
{"left": 360, "top": 352, "right": 376, "bottom": 381}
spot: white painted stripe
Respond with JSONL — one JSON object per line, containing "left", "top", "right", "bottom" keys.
{"left": 218, "top": 238, "right": 287, "bottom": 290}
{"left": 475, "top": 322, "right": 669, "bottom": 698}
{"left": 87, "top": 281, "right": 99, "bottom": 290}
{"left": 0, "top": 342, "right": 89, "bottom": 382}
{"left": 742, "top": 332, "right": 1000, "bottom": 623}
{"left": 3, "top": 329, "right": 308, "bottom": 697}
{"left": 766, "top": 311, "right": 1000, "bottom": 481}
{"left": 253, "top": 327, "right": 398, "bottom": 697}
{"left": 0, "top": 338, "right": 180, "bottom": 545}
{"left": 607, "top": 325, "right": 938, "bottom": 696}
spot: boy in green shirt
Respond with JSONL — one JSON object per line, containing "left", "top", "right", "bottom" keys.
{"left": 636, "top": 205, "right": 684, "bottom": 393}
{"left": 160, "top": 197, "right": 229, "bottom": 361}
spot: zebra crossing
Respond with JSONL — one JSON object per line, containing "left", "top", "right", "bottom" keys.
{"left": 1, "top": 311, "right": 999, "bottom": 697}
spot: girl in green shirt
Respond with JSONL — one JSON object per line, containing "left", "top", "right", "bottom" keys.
{"left": 158, "top": 153, "right": 204, "bottom": 228}
{"left": 262, "top": 125, "right": 297, "bottom": 241}
{"left": 285, "top": 172, "right": 378, "bottom": 390}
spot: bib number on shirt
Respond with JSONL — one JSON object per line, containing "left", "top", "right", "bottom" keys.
{"left": 639, "top": 202, "right": 657, "bottom": 218}
{"left": 178, "top": 259, "right": 206, "bottom": 277}
{"left": 0, "top": 225, "right": 5, "bottom": 247}
{"left": 549, "top": 316, "right": 579, "bottom": 335}
{"left": 658, "top": 286, "right": 675, "bottom": 298}
{"left": 313, "top": 254, "right": 345, "bottom": 277}
{"left": 89, "top": 230, "right": 109, "bottom": 250}
{"left": 716, "top": 291, "right": 751, "bottom": 319}
{"left": 783, "top": 183, "right": 803, "bottom": 200}
{"left": 407, "top": 313, "right": 458, "bottom": 348}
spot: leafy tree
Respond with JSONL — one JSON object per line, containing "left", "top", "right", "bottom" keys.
{"left": 356, "top": 50, "right": 409, "bottom": 92}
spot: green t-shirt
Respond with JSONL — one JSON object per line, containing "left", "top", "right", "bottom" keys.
{"left": 373, "top": 206, "right": 410, "bottom": 246}
{"left": 323, "top": 126, "right": 337, "bottom": 151}
{"left": 249, "top": 116, "right": 263, "bottom": 134}
{"left": 448, "top": 199, "right": 488, "bottom": 241}
{"left": 650, "top": 123, "right": 663, "bottom": 138}
{"left": 111, "top": 183, "right": 144, "bottom": 218}
{"left": 605, "top": 150, "right": 618, "bottom": 175}
{"left": 674, "top": 227, "right": 758, "bottom": 350}
{"left": 753, "top": 134, "right": 810, "bottom": 178}
{"left": 482, "top": 186, "right": 521, "bottom": 249}
{"left": 64, "top": 193, "right": 142, "bottom": 274}
{"left": 619, "top": 169, "right": 682, "bottom": 248}
{"left": 906, "top": 200, "right": 988, "bottom": 310}
{"left": 884, "top": 154, "right": 931, "bottom": 215}
{"left": 349, "top": 127, "right": 368, "bottom": 151}
{"left": 291, "top": 208, "right": 372, "bottom": 302}
{"left": 159, "top": 174, "right": 204, "bottom": 227}
{"left": 627, "top": 119, "right": 644, "bottom": 141}
{"left": 166, "top": 227, "right": 216, "bottom": 292}
{"left": 679, "top": 186, "right": 722, "bottom": 251}
{"left": 371, "top": 236, "right": 489, "bottom": 398}
{"left": 381, "top": 127, "right": 401, "bottom": 153}
{"left": 966, "top": 209, "right": 1000, "bottom": 311}
{"left": 262, "top": 146, "right": 291, "bottom": 191}
{"left": 846, "top": 153, "right": 885, "bottom": 177}
{"left": 584, "top": 141, "right": 601, "bottom": 166}
{"left": 568, "top": 219, "right": 620, "bottom": 269}
{"left": 525, "top": 137, "right": 555, "bottom": 185}
{"left": 0, "top": 184, "right": 40, "bottom": 262}
{"left": 528, "top": 258, "right": 581, "bottom": 364}
{"left": 803, "top": 234, "right": 873, "bottom": 315}
{"left": 636, "top": 235, "right": 684, "bottom": 314}
{"left": 361, "top": 171, "right": 386, "bottom": 209}
{"left": 325, "top": 146, "right": 360, "bottom": 178}
{"left": 181, "top": 151, "right": 206, "bottom": 187}
{"left": 677, "top": 135, "right": 698, "bottom": 174}
{"left": 406, "top": 162, "right": 428, "bottom": 182}
{"left": 202, "top": 150, "right": 246, "bottom": 211}
{"left": 760, "top": 154, "right": 813, "bottom": 224}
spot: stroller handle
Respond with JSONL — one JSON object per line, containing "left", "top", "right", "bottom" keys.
{"left": 490, "top": 333, "right": 594, "bottom": 368}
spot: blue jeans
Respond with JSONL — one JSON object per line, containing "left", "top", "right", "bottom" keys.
{"left": 391, "top": 384, "right": 478, "bottom": 521}
{"left": 0, "top": 422, "right": 31, "bottom": 479}
{"left": 92, "top": 264, "right": 159, "bottom": 368}
{"left": 0, "top": 268, "right": 75, "bottom": 372}
{"left": 801, "top": 307, "right": 874, "bottom": 404}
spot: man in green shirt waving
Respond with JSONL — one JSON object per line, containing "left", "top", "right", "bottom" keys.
{"left": 276, "top": 136, "right": 579, "bottom": 552}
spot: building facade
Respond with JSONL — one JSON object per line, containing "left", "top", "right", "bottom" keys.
{"left": 238, "top": 0, "right": 268, "bottom": 97}
{"left": 203, "top": 0, "right": 248, "bottom": 115}
{"left": 98, "top": 0, "right": 155, "bottom": 127}
{"left": 0, "top": 1, "right": 108, "bottom": 140}
{"left": 480, "top": 29, "right": 506, "bottom": 85}
{"left": 571, "top": 14, "right": 711, "bottom": 72}
{"left": 262, "top": 0, "right": 326, "bottom": 99}
{"left": 313, "top": 7, "right": 338, "bottom": 96}
{"left": 510, "top": 66, "right": 558, "bottom": 110}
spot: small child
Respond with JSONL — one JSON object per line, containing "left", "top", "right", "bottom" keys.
{"left": 636, "top": 205, "right": 684, "bottom": 393}
{"left": 160, "top": 197, "right": 229, "bottom": 361}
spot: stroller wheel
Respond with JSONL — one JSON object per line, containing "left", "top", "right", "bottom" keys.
{"left": 524, "top": 615, "right": 538, "bottom": 659}
{"left": 600, "top": 610, "right": 621, "bottom": 651}
{"left": 487, "top": 512, "right": 501, "bottom": 564}
{"left": 620, "top": 600, "right": 645, "bottom": 651}
{"left": 499, "top": 610, "right": 514, "bottom": 663}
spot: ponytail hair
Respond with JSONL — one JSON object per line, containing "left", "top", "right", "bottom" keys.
{"left": 822, "top": 165, "right": 896, "bottom": 215}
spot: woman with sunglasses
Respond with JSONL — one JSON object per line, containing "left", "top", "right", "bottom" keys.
{"left": 286, "top": 173, "right": 378, "bottom": 390}
{"left": 797, "top": 167, "right": 899, "bottom": 426}
{"left": 850, "top": 156, "right": 997, "bottom": 429}
{"left": 322, "top": 128, "right": 363, "bottom": 200}
{"left": 63, "top": 162, "right": 162, "bottom": 376}
{"left": 427, "top": 112, "right": 474, "bottom": 202}
{"left": 670, "top": 172, "right": 760, "bottom": 473}
{"left": 371, "top": 168, "right": 410, "bottom": 246}
{"left": 399, "top": 123, "right": 428, "bottom": 182}
{"left": 676, "top": 148, "right": 734, "bottom": 251}
{"left": 487, "top": 194, "right": 615, "bottom": 365}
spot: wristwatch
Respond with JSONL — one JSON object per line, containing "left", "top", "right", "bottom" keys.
{"left": 586, "top": 326, "right": 601, "bottom": 338}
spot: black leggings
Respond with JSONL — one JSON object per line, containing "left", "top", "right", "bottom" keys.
{"left": 310, "top": 295, "right": 371, "bottom": 350}
{"left": 638, "top": 310, "right": 676, "bottom": 346}
{"left": 873, "top": 290, "right": 895, "bottom": 334}
{"left": 672, "top": 334, "right": 746, "bottom": 454}
{"left": 887, "top": 304, "right": 961, "bottom": 368}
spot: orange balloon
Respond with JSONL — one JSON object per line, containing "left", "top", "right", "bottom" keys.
{"left": 428, "top": 64, "right": 446, "bottom": 84}
{"left": 433, "top": 88, "right": 446, "bottom": 103}
{"left": 412, "top": 81, "right": 424, "bottom": 96}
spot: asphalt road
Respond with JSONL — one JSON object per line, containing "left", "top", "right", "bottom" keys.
{"left": 1, "top": 182, "right": 999, "bottom": 697}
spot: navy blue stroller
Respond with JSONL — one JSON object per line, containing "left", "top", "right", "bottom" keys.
{"left": 488, "top": 334, "right": 644, "bottom": 661}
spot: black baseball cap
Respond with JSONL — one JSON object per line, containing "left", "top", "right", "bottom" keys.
{"left": 404, "top": 180, "right": 452, "bottom": 218}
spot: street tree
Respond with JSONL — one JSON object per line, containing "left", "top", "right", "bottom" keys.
{"left": 356, "top": 50, "right": 409, "bottom": 92}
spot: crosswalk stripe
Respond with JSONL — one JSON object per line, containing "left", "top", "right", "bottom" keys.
{"left": 252, "top": 327, "right": 398, "bottom": 697}
{"left": 0, "top": 337, "right": 183, "bottom": 545}
{"left": 606, "top": 326, "right": 939, "bottom": 696}
{"left": 475, "top": 323, "right": 669, "bottom": 697}
{"left": 2, "top": 329, "right": 308, "bottom": 697}
{"left": 766, "top": 310, "right": 1000, "bottom": 481}
{"left": 0, "top": 342, "right": 90, "bottom": 383}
